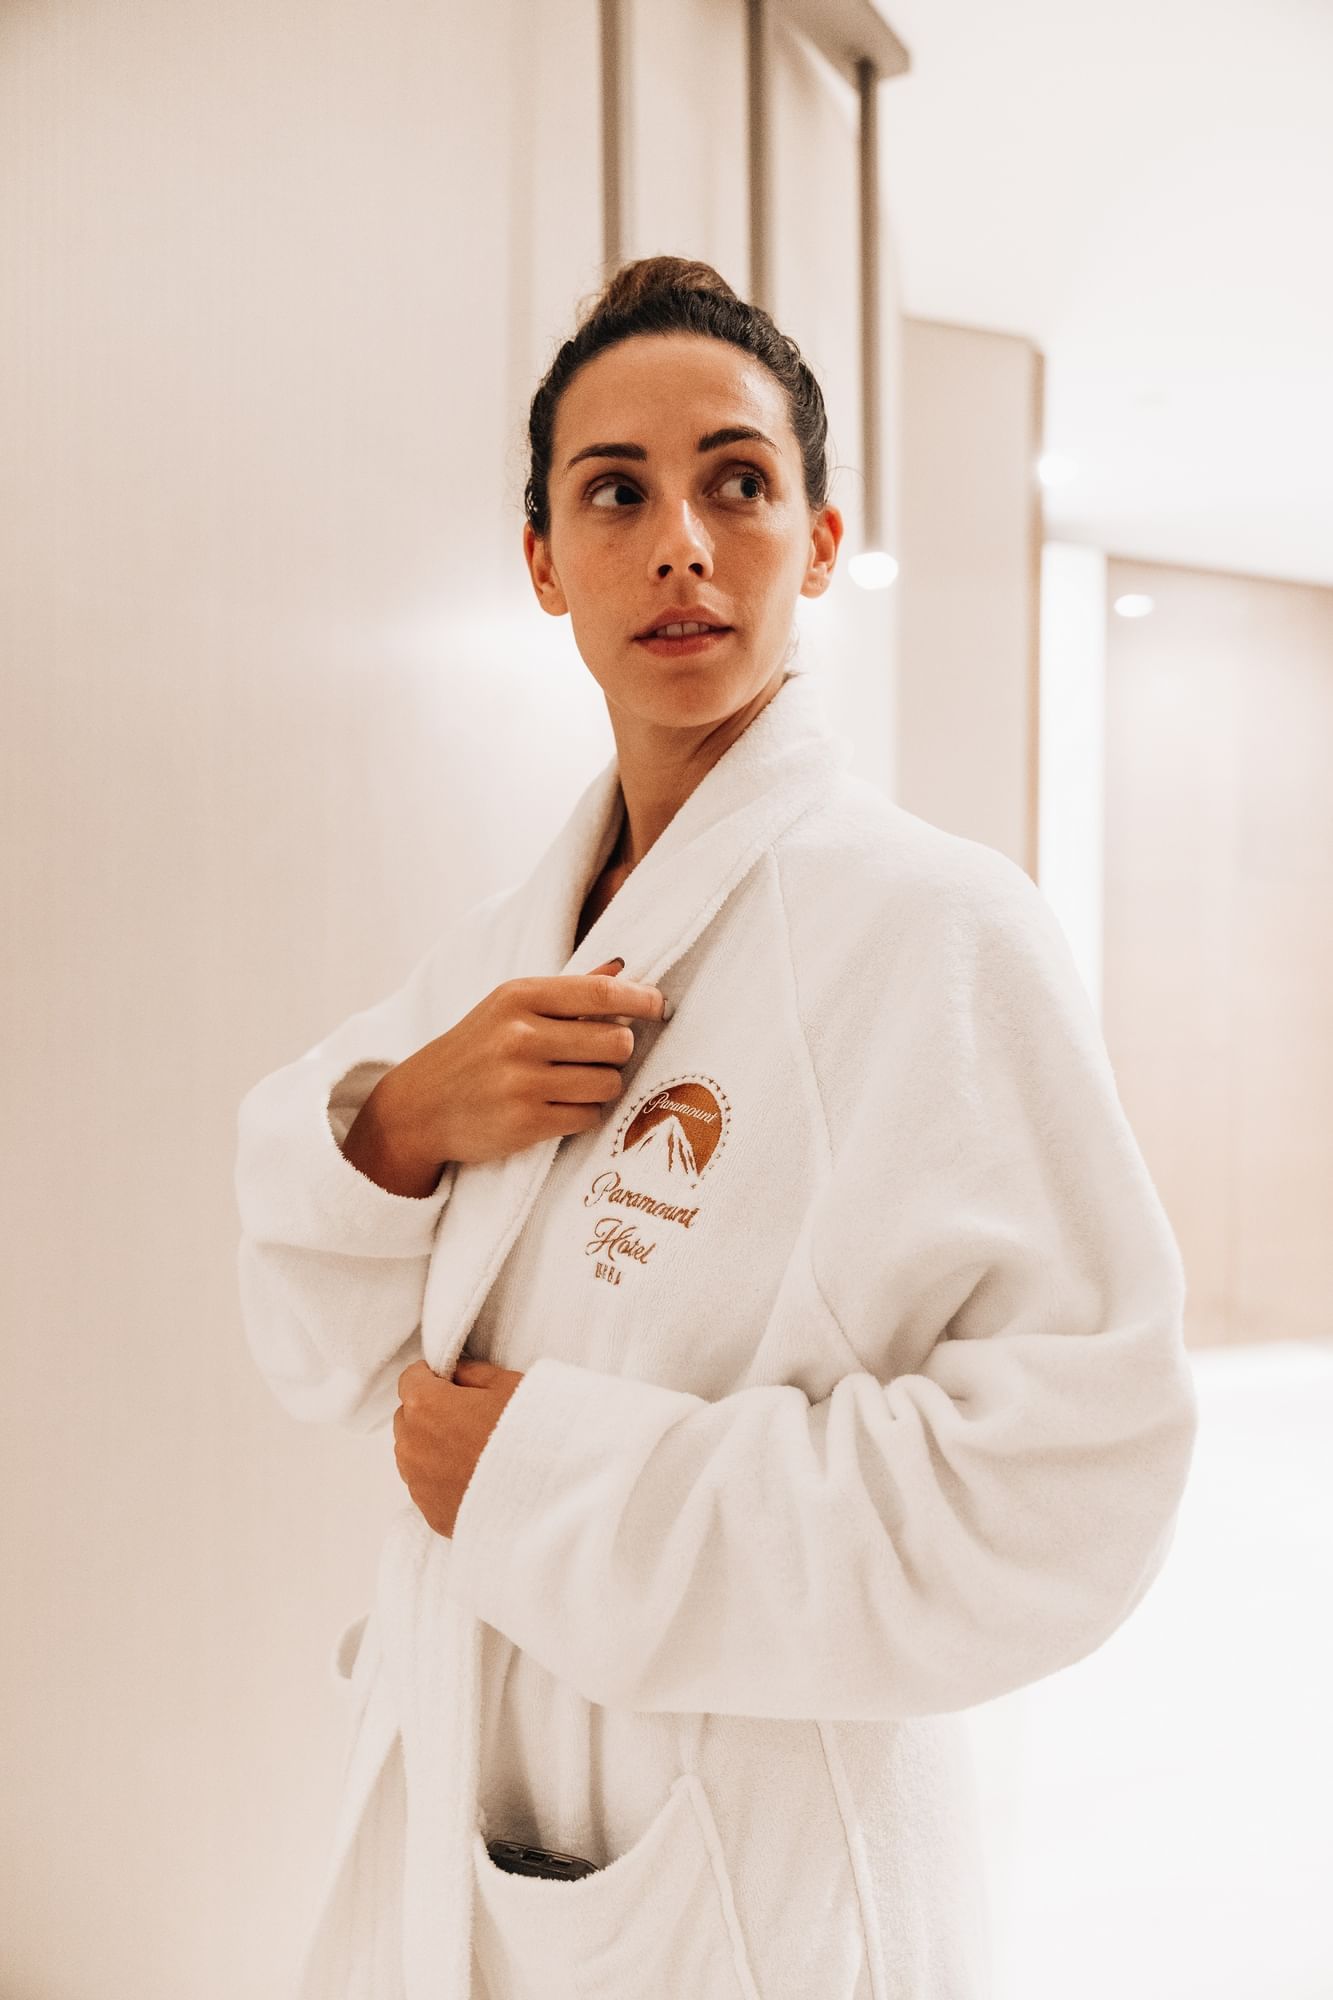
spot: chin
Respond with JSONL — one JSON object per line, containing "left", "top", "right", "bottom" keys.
{"left": 617, "top": 660, "right": 756, "bottom": 720}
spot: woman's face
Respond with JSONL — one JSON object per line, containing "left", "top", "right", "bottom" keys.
{"left": 523, "top": 333, "right": 842, "bottom": 730}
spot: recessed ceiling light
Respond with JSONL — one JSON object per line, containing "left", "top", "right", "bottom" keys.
{"left": 1112, "top": 594, "right": 1155, "bottom": 618}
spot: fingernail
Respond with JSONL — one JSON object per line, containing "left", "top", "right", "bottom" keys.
{"left": 661, "top": 997, "right": 674, "bottom": 1022}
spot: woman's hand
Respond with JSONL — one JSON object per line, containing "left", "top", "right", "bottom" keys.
{"left": 393, "top": 1355, "right": 525, "bottom": 1539}
{"left": 367, "top": 957, "right": 667, "bottom": 1182}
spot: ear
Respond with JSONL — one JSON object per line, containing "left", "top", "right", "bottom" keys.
{"left": 792, "top": 504, "right": 836, "bottom": 596}
{"left": 798, "top": 504, "right": 843, "bottom": 600}
{"left": 523, "top": 522, "right": 570, "bottom": 618}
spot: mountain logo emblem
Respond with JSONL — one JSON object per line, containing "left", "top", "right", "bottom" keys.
{"left": 613, "top": 1074, "right": 730, "bottom": 1189}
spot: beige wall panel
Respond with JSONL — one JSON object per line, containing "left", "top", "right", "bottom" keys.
{"left": 1102, "top": 557, "right": 1333, "bottom": 1351}
{"left": 896, "top": 317, "right": 1043, "bottom": 870}
{"left": 0, "top": 0, "right": 907, "bottom": 1992}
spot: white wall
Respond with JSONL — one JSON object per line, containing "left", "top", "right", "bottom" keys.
{"left": 0, "top": 3, "right": 903, "bottom": 1992}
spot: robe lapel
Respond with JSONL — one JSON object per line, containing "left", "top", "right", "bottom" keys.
{"left": 383, "top": 667, "right": 849, "bottom": 2000}
{"left": 420, "top": 667, "right": 848, "bottom": 1380}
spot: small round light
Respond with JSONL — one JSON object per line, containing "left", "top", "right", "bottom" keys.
{"left": 1038, "top": 452, "right": 1078, "bottom": 488}
{"left": 849, "top": 549, "right": 899, "bottom": 591}
{"left": 1112, "top": 594, "right": 1155, "bottom": 619}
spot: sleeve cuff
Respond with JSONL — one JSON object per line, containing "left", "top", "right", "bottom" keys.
{"left": 326, "top": 1059, "right": 398, "bottom": 1150}
{"left": 444, "top": 1357, "right": 701, "bottom": 1615}
{"left": 309, "top": 1057, "right": 458, "bottom": 1254}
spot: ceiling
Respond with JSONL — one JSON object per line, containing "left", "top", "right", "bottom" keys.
{"left": 872, "top": 0, "right": 1333, "bottom": 588}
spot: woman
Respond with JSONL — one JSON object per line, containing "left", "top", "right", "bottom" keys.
{"left": 235, "top": 256, "right": 1198, "bottom": 2000}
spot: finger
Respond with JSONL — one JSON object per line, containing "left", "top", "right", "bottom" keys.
{"left": 397, "top": 1358, "right": 433, "bottom": 1400}
{"left": 525, "top": 973, "right": 666, "bottom": 1023}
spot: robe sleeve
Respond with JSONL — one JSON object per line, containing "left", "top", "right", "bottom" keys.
{"left": 443, "top": 860, "right": 1199, "bottom": 1721}
{"left": 233, "top": 887, "right": 511, "bottom": 1434}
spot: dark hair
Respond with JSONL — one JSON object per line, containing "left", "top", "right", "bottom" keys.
{"left": 524, "top": 255, "right": 833, "bottom": 541}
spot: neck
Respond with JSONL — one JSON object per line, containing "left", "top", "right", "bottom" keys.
{"left": 608, "top": 669, "right": 787, "bottom": 871}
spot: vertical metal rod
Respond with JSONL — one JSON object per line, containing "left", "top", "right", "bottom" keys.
{"left": 601, "top": 0, "right": 624, "bottom": 274}
{"left": 857, "top": 55, "right": 882, "bottom": 552}
{"left": 746, "top": 0, "right": 772, "bottom": 311}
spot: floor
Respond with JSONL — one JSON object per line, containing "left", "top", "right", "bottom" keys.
{"left": 962, "top": 1336, "right": 1333, "bottom": 2000}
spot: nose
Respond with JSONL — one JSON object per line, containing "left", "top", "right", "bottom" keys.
{"left": 651, "top": 498, "right": 712, "bottom": 580}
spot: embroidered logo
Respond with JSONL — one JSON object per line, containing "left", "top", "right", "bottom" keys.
{"left": 616, "top": 1075, "right": 730, "bottom": 1186}
{"left": 578, "top": 1074, "right": 731, "bottom": 1284}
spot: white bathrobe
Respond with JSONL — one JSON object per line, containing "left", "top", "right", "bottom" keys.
{"left": 234, "top": 666, "right": 1198, "bottom": 2000}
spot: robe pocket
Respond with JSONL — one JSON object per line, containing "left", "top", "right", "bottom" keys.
{"left": 471, "top": 1772, "right": 761, "bottom": 2000}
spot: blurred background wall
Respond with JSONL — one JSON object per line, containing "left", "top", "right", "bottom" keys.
{"left": 3, "top": 0, "right": 1330, "bottom": 1996}
{"left": 1, "top": 2, "right": 913, "bottom": 1994}
{"left": 1100, "top": 556, "right": 1333, "bottom": 1351}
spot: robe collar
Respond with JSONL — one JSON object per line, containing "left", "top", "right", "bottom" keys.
{"left": 509, "top": 665, "right": 850, "bottom": 990}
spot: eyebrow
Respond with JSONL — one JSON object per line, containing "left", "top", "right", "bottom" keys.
{"left": 563, "top": 425, "right": 779, "bottom": 474}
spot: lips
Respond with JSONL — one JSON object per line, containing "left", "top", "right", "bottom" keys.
{"left": 637, "top": 622, "right": 732, "bottom": 640}
{"left": 634, "top": 607, "right": 733, "bottom": 639}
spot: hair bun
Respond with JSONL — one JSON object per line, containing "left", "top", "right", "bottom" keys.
{"left": 581, "top": 255, "right": 740, "bottom": 327}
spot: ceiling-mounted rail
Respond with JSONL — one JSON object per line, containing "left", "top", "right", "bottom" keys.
{"left": 771, "top": 0, "right": 909, "bottom": 87}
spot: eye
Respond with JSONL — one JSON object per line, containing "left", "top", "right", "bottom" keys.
{"left": 585, "top": 464, "right": 770, "bottom": 508}
{"left": 587, "top": 476, "right": 643, "bottom": 509}
{"left": 717, "top": 466, "right": 769, "bottom": 501}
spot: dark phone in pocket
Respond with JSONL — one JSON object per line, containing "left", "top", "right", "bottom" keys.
{"left": 486, "top": 1837, "right": 601, "bottom": 1880}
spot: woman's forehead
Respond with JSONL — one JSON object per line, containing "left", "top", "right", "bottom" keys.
{"left": 555, "top": 339, "right": 789, "bottom": 462}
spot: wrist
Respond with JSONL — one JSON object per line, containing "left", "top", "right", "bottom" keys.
{"left": 341, "top": 1072, "right": 445, "bottom": 1199}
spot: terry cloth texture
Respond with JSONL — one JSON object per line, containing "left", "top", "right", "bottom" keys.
{"left": 235, "top": 667, "right": 1198, "bottom": 1999}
